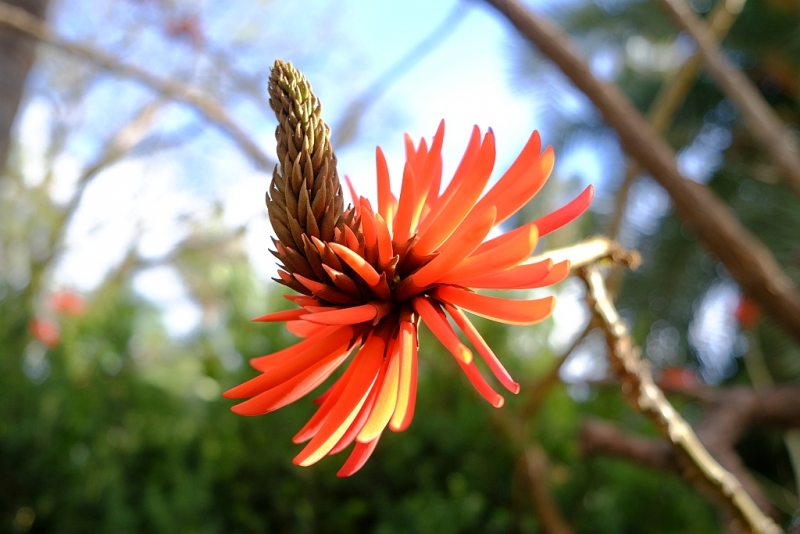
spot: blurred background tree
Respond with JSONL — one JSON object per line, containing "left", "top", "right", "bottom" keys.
{"left": 0, "top": 0, "right": 798, "bottom": 533}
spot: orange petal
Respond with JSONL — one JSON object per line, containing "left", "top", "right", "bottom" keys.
{"left": 358, "top": 348, "right": 400, "bottom": 442}
{"left": 434, "top": 286, "right": 555, "bottom": 326}
{"left": 374, "top": 213, "right": 394, "bottom": 268}
{"left": 252, "top": 308, "right": 307, "bottom": 322}
{"left": 413, "top": 297, "right": 472, "bottom": 364}
{"left": 343, "top": 225, "right": 361, "bottom": 252}
{"left": 389, "top": 321, "right": 418, "bottom": 432}
{"left": 231, "top": 347, "right": 352, "bottom": 415}
{"left": 456, "top": 358, "right": 504, "bottom": 408}
{"left": 522, "top": 260, "right": 570, "bottom": 289}
{"left": 337, "top": 437, "right": 380, "bottom": 477}
{"left": 443, "top": 303, "right": 519, "bottom": 394}
{"left": 344, "top": 175, "right": 359, "bottom": 205}
{"left": 416, "top": 125, "right": 481, "bottom": 236}
{"left": 410, "top": 206, "right": 496, "bottom": 288}
{"left": 455, "top": 259, "right": 552, "bottom": 290}
{"left": 329, "top": 243, "right": 381, "bottom": 286}
{"left": 376, "top": 147, "right": 393, "bottom": 227}
{"left": 531, "top": 185, "right": 594, "bottom": 236}
{"left": 359, "top": 198, "right": 378, "bottom": 248}
{"left": 415, "top": 120, "right": 445, "bottom": 210}
{"left": 392, "top": 162, "right": 417, "bottom": 244}
{"left": 440, "top": 225, "right": 539, "bottom": 284}
{"left": 328, "top": 358, "right": 385, "bottom": 456}
{"left": 302, "top": 303, "right": 379, "bottom": 325}
{"left": 293, "top": 363, "right": 356, "bottom": 444}
{"left": 247, "top": 324, "right": 352, "bottom": 375}
{"left": 414, "top": 130, "right": 496, "bottom": 256}
{"left": 286, "top": 320, "right": 327, "bottom": 338}
{"left": 471, "top": 130, "right": 541, "bottom": 217}
{"left": 293, "top": 335, "right": 385, "bottom": 466}
{"left": 492, "top": 147, "right": 555, "bottom": 225}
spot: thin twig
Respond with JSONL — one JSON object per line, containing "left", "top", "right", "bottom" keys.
{"left": 0, "top": 1, "right": 274, "bottom": 170}
{"left": 580, "top": 264, "right": 782, "bottom": 534}
{"left": 608, "top": 0, "right": 747, "bottom": 239}
{"left": 524, "top": 446, "right": 573, "bottom": 534}
{"left": 655, "top": 0, "right": 800, "bottom": 199}
{"left": 482, "top": 0, "right": 800, "bottom": 345}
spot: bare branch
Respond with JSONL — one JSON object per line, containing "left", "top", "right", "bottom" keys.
{"left": 0, "top": 1, "right": 274, "bottom": 170}
{"left": 655, "top": 0, "right": 800, "bottom": 199}
{"left": 580, "top": 264, "right": 782, "bottom": 534}
{"left": 523, "top": 446, "right": 573, "bottom": 534}
{"left": 608, "top": 0, "right": 747, "bottom": 239}
{"left": 579, "top": 418, "right": 680, "bottom": 473}
{"left": 481, "top": 0, "right": 800, "bottom": 346}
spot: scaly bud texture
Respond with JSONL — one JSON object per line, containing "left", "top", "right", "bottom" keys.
{"left": 266, "top": 60, "right": 355, "bottom": 293}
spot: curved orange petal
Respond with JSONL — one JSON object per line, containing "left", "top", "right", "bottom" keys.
{"left": 456, "top": 358, "right": 504, "bottom": 407}
{"left": 328, "top": 243, "right": 381, "bottom": 286}
{"left": 443, "top": 303, "right": 519, "bottom": 394}
{"left": 389, "top": 321, "right": 418, "bottom": 432}
{"left": 414, "top": 130, "right": 496, "bottom": 256}
{"left": 492, "top": 147, "right": 555, "bottom": 225}
{"left": 337, "top": 437, "right": 380, "bottom": 478}
{"left": 357, "top": 348, "right": 400, "bottom": 443}
{"left": 471, "top": 130, "right": 541, "bottom": 216}
{"left": 434, "top": 286, "right": 555, "bottom": 326}
{"left": 412, "top": 297, "right": 472, "bottom": 364}
{"left": 409, "top": 206, "right": 496, "bottom": 288}
{"left": 376, "top": 147, "right": 393, "bottom": 226}
{"left": 531, "top": 185, "right": 594, "bottom": 236}
{"left": 286, "top": 320, "right": 327, "bottom": 338}
{"left": 231, "top": 347, "right": 352, "bottom": 415}
{"left": 301, "top": 303, "right": 378, "bottom": 325}
{"left": 392, "top": 162, "right": 417, "bottom": 244}
{"left": 248, "top": 325, "right": 353, "bottom": 375}
{"left": 416, "top": 125, "right": 481, "bottom": 236}
{"left": 293, "top": 335, "right": 385, "bottom": 467}
{"left": 522, "top": 260, "right": 570, "bottom": 289}
{"left": 252, "top": 308, "right": 307, "bottom": 322}
{"left": 440, "top": 225, "right": 539, "bottom": 284}
{"left": 328, "top": 356, "right": 386, "bottom": 455}
{"left": 454, "top": 259, "right": 553, "bottom": 290}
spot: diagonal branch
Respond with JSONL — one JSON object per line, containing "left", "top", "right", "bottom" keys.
{"left": 0, "top": 1, "right": 274, "bottom": 170}
{"left": 481, "top": 0, "right": 800, "bottom": 346}
{"left": 580, "top": 264, "right": 782, "bottom": 534}
{"left": 608, "top": 0, "right": 747, "bottom": 239}
{"left": 655, "top": 0, "right": 800, "bottom": 199}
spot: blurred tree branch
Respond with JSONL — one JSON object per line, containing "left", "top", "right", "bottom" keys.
{"left": 608, "top": 0, "right": 746, "bottom": 240}
{"left": 581, "top": 263, "right": 782, "bottom": 534}
{"left": 481, "top": 0, "right": 800, "bottom": 346}
{"left": 655, "top": 0, "right": 800, "bottom": 199}
{"left": 0, "top": 0, "right": 49, "bottom": 173}
{"left": 0, "top": 1, "right": 274, "bottom": 170}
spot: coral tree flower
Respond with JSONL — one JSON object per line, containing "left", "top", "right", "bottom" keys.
{"left": 224, "top": 61, "right": 593, "bottom": 477}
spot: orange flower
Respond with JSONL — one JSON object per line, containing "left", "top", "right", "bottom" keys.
{"left": 225, "top": 122, "right": 592, "bottom": 476}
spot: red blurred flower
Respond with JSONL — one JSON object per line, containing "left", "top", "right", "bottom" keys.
{"left": 49, "top": 290, "right": 87, "bottom": 317}
{"left": 734, "top": 296, "right": 761, "bottom": 330}
{"left": 30, "top": 318, "right": 60, "bottom": 348}
{"left": 226, "top": 122, "right": 592, "bottom": 476}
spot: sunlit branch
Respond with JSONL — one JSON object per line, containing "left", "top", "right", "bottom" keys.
{"left": 655, "top": 0, "right": 800, "bottom": 199}
{"left": 481, "top": 0, "right": 800, "bottom": 346}
{"left": 580, "top": 264, "right": 782, "bottom": 534}
{"left": 529, "top": 236, "right": 640, "bottom": 271}
{"left": 0, "top": 1, "right": 274, "bottom": 170}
